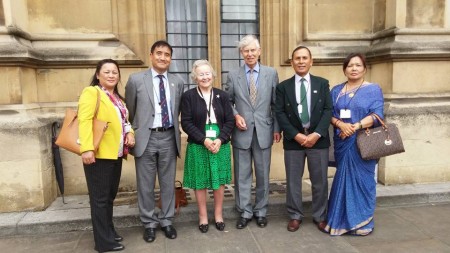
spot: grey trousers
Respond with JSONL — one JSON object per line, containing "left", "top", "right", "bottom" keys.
{"left": 284, "top": 148, "right": 329, "bottom": 222}
{"left": 135, "top": 129, "right": 177, "bottom": 228}
{"left": 234, "top": 132, "right": 272, "bottom": 218}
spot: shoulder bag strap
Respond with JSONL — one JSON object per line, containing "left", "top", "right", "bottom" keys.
{"left": 370, "top": 113, "right": 386, "bottom": 128}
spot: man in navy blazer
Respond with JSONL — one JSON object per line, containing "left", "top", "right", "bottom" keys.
{"left": 275, "top": 46, "right": 332, "bottom": 233}
{"left": 224, "top": 35, "right": 281, "bottom": 229}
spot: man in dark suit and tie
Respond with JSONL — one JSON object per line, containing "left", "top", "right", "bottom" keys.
{"left": 223, "top": 35, "right": 281, "bottom": 229}
{"left": 275, "top": 46, "right": 332, "bottom": 232}
{"left": 125, "top": 40, "right": 184, "bottom": 242}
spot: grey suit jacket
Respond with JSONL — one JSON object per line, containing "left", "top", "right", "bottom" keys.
{"left": 223, "top": 64, "right": 280, "bottom": 150}
{"left": 125, "top": 69, "right": 184, "bottom": 157}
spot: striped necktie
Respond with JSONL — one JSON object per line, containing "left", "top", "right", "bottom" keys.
{"left": 249, "top": 69, "right": 257, "bottom": 106}
{"left": 157, "top": 75, "right": 170, "bottom": 128}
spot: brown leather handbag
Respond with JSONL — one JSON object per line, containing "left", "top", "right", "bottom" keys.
{"left": 55, "top": 88, "right": 108, "bottom": 155}
{"left": 356, "top": 114, "right": 405, "bottom": 160}
{"left": 158, "top": 180, "right": 188, "bottom": 214}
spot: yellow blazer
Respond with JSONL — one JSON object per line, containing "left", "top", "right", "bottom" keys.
{"left": 78, "top": 86, "right": 130, "bottom": 159}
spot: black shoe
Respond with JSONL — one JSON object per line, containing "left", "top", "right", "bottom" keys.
{"left": 143, "top": 228, "right": 156, "bottom": 243}
{"left": 254, "top": 215, "right": 267, "bottom": 228}
{"left": 113, "top": 231, "right": 123, "bottom": 242}
{"left": 236, "top": 217, "right": 251, "bottom": 229}
{"left": 198, "top": 224, "right": 209, "bottom": 233}
{"left": 96, "top": 243, "right": 125, "bottom": 252}
{"left": 110, "top": 244, "right": 125, "bottom": 251}
{"left": 161, "top": 225, "right": 177, "bottom": 239}
{"left": 215, "top": 222, "right": 225, "bottom": 231}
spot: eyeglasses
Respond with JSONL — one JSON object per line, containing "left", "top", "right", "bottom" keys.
{"left": 198, "top": 72, "right": 212, "bottom": 77}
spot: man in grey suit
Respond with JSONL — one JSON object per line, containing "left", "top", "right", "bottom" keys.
{"left": 223, "top": 35, "right": 280, "bottom": 229}
{"left": 275, "top": 46, "right": 332, "bottom": 232}
{"left": 125, "top": 40, "right": 184, "bottom": 242}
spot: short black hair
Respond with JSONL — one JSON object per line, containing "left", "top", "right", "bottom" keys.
{"left": 150, "top": 40, "right": 173, "bottom": 55}
{"left": 291, "top": 46, "right": 312, "bottom": 59}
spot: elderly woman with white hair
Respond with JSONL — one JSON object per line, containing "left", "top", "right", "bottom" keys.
{"left": 180, "top": 59, "right": 235, "bottom": 233}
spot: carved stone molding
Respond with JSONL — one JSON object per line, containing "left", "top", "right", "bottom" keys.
{"left": 0, "top": 0, "right": 169, "bottom": 67}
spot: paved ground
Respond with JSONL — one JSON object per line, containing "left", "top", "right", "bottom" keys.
{"left": 0, "top": 202, "right": 450, "bottom": 253}
{"left": 1, "top": 180, "right": 450, "bottom": 252}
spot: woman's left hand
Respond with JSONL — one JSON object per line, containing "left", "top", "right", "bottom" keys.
{"left": 339, "top": 123, "right": 359, "bottom": 139}
{"left": 211, "top": 139, "right": 222, "bottom": 154}
{"left": 82, "top": 151, "right": 95, "bottom": 164}
{"left": 125, "top": 132, "right": 135, "bottom": 147}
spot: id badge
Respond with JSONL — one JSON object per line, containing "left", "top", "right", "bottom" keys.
{"left": 340, "top": 109, "right": 351, "bottom": 119}
{"left": 206, "top": 129, "right": 217, "bottom": 138}
{"left": 298, "top": 104, "right": 303, "bottom": 114}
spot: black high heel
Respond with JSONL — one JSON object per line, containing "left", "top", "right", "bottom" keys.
{"left": 198, "top": 224, "right": 209, "bottom": 233}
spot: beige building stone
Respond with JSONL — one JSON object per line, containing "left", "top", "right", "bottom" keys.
{"left": 0, "top": 0, "right": 449, "bottom": 212}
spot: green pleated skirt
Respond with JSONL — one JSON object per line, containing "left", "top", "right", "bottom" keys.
{"left": 183, "top": 124, "right": 231, "bottom": 190}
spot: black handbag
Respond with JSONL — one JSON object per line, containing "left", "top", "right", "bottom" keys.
{"left": 356, "top": 114, "right": 405, "bottom": 160}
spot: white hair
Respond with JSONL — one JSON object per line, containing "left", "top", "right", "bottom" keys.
{"left": 190, "top": 59, "right": 217, "bottom": 81}
{"left": 238, "top": 35, "right": 260, "bottom": 50}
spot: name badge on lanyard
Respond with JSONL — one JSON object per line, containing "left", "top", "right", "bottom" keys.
{"left": 340, "top": 109, "right": 351, "bottom": 119}
{"left": 206, "top": 129, "right": 217, "bottom": 138}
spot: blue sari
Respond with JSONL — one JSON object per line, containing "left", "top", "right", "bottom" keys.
{"left": 326, "top": 82, "right": 384, "bottom": 235}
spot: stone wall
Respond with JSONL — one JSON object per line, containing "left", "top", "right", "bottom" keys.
{"left": 0, "top": 0, "right": 449, "bottom": 212}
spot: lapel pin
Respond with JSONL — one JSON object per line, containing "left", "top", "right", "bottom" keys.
{"left": 216, "top": 94, "right": 220, "bottom": 98}
{"left": 313, "top": 90, "right": 318, "bottom": 93}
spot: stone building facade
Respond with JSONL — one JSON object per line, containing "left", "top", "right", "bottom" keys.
{"left": 0, "top": 0, "right": 449, "bottom": 212}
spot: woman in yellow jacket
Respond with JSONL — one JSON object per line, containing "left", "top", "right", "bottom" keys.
{"left": 78, "top": 59, "right": 134, "bottom": 253}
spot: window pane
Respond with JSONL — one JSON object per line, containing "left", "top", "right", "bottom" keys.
{"left": 223, "top": 0, "right": 256, "bottom": 6}
{"left": 221, "top": 47, "right": 240, "bottom": 59}
{"left": 166, "top": 0, "right": 207, "bottom": 90}
{"left": 221, "top": 34, "right": 240, "bottom": 47}
{"left": 221, "top": 0, "right": 259, "bottom": 86}
{"left": 239, "top": 23, "right": 258, "bottom": 34}
{"left": 222, "top": 60, "right": 241, "bottom": 72}
{"left": 223, "top": 13, "right": 257, "bottom": 21}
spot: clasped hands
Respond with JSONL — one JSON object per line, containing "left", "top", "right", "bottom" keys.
{"left": 204, "top": 138, "right": 222, "bottom": 154}
{"left": 294, "top": 132, "right": 320, "bottom": 148}
{"left": 338, "top": 122, "right": 360, "bottom": 139}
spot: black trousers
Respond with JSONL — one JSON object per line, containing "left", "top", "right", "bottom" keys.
{"left": 84, "top": 158, "right": 122, "bottom": 252}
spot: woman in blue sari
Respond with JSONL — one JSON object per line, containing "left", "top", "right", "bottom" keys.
{"left": 324, "top": 53, "right": 384, "bottom": 236}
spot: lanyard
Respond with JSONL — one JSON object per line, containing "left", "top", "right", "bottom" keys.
{"left": 100, "top": 86, "right": 127, "bottom": 120}
{"left": 198, "top": 87, "right": 213, "bottom": 125}
{"left": 336, "top": 80, "right": 364, "bottom": 110}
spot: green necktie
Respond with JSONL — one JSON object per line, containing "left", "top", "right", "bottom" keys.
{"left": 300, "top": 78, "right": 309, "bottom": 123}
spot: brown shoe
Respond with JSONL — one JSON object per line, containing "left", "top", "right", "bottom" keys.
{"left": 287, "top": 219, "right": 302, "bottom": 232}
{"left": 314, "top": 220, "right": 328, "bottom": 233}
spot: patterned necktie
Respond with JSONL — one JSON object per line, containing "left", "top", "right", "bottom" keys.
{"left": 158, "top": 75, "right": 170, "bottom": 128}
{"left": 300, "top": 78, "right": 310, "bottom": 123}
{"left": 249, "top": 69, "right": 257, "bottom": 106}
